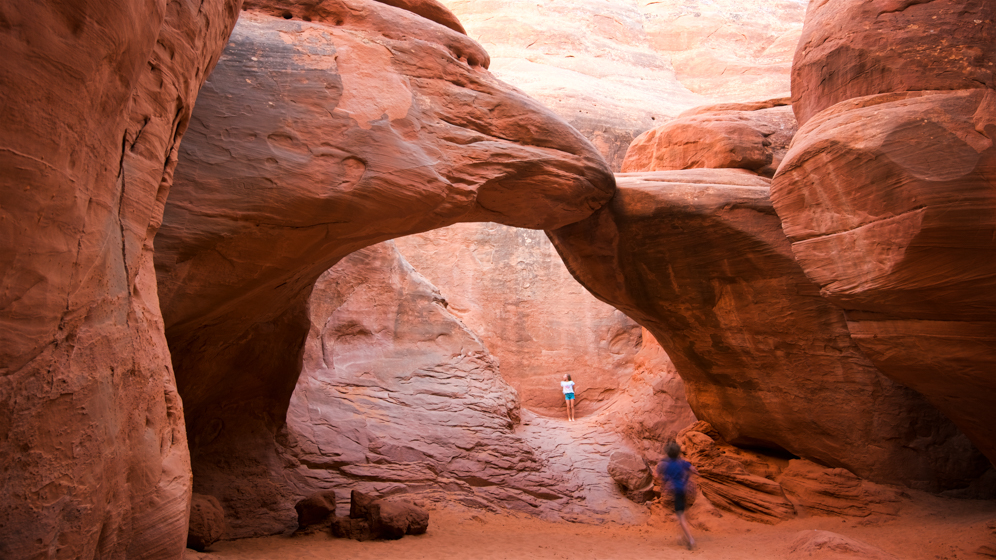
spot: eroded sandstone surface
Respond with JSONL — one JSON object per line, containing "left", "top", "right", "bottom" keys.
{"left": 549, "top": 169, "right": 989, "bottom": 490}
{"left": 771, "top": 0, "right": 996, "bottom": 466}
{"left": 0, "top": 0, "right": 241, "bottom": 557}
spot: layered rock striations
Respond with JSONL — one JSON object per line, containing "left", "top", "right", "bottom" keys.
{"left": 395, "top": 223, "right": 672, "bottom": 418}
{"left": 773, "top": 0, "right": 996, "bottom": 465}
{"left": 0, "top": 0, "right": 241, "bottom": 557}
{"left": 153, "top": 0, "right": 613, "bottom": 533}
{"left": 549, "top": 169, "right": 989, "bottom": 490}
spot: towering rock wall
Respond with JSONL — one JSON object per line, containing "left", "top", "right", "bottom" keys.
{"left": 772, "top": 0, "right": 996, "bottom": 465}
{"left": 395, "top": 223, "right": 671, "bottom": 418}
{"left": 0, "top": 1, "right": 241, "bottom": 557}
{"left": 439, "top": 0, "right": 806, "bottom": 169}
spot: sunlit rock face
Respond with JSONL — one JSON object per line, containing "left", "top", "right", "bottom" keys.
{"left": 637, "top": 0, "right": 807, "bottom": 100}
{"left": 395, "top": 223, "right": 671, "bottom": 418}
{"left": 438, "top": 0, "right": 704, "bottom": 169}
{"left": 154, "top": 0, "right": 613, "bottom": 533}
{"left": 622, "top": 98, "right": 797, "bottom": 178}
{"left": 549, "top": 169, "right": 990, "bottom": 491}
{"left": 439, "top": 0, "right": 806, "bottom": 169}
{"left": 0, "top": 1, "right": 241, "bottom": 557}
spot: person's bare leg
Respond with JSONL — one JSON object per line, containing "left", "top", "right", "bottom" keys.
{"left": 566, "top": 398, "right": 571, "bottom": 422}
{"left": 677, "top": 512, "right": 695, "bottom": 550}
{"left": 568, "top": 399, "right": 575, "bottom": 421}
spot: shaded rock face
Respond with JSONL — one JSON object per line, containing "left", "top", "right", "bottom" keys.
{"left": 440, "top": 0, "right": 806, "bottom": 169}
{"left": 548, "top": 169, "right": 989, "bottom": 490}
{"left": 772, "top": 2, "right": 996, "bottom": 466}
{"left": 622, "top": 99, "right": 797, "bottom": 178}
{"left": 791, "top": 0, "right": 996, "bottom": 125}
{"left": 187, "top": 494, "right": 227, "bottom": 552}
{"left": 153, "top": 0, "right": 613, "bottom": 533}
{"left": 395, "top": 223, "right": 667, "bottom": 418}
{"left": 0, "top": 0, "right": 240, "bottom": 557}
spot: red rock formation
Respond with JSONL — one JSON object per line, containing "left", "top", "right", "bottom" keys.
{"left": 621, "top": 98, "right": 796, "bottom": 177}
{"left": 772, "top": 0, "right": 996, "bottom": 467}
{"left": 0, "top": 1, "right": 240, "bottom": 557}
{"left": 154, "top": 0, "right": 612, "bottom": 533}
{"left": 772, "top": 89, "right": 996, "bottom": 466}
{"left": 791, "top": 0, "right": 996, "bottom": 125}
{"left": 395, "top": 223, "right": 671, "bottom": 418}
{"left": 548, "top": 169, "right": 989, "bottom": 490}
{"left": 677, "top": 424, "right": 796, "bottom": 523}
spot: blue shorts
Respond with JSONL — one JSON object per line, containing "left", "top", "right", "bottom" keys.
{"left": 565, "top": 393, "right": 575, "bottom": 401}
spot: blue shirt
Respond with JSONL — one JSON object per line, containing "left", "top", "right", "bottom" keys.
{"left": 658, "top": 458, "right": 692, "bottom": 492}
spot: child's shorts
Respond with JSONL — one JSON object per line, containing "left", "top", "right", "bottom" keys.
{"left": 565, "top": 393, "right": 575, "bottom": 401}
{"left": 674, "top": 490, "right": 687, "bottom": 512}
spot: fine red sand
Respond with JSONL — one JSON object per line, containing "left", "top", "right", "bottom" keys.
{"left": 193, "top": 490, "right": 996, "bottom": 559}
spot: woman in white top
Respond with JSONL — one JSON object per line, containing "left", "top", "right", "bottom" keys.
{"left": 561, "top": 374, "right": 576, "bottom": 422}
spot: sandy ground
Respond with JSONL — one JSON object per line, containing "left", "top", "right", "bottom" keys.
{"left": 192, "top": 490, "right": 996, "bottom": 560}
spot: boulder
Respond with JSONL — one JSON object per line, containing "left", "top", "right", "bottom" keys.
{"left": 154, "top": 0, "right": 613, "bottom": 535}
{"left": 295, "top": 490, "right": 338, "bottom": 528}
{"left": 367, "top": 498, "right": 431, "bottom": 539}
{"left": 621, "top": 99, "right": 797, "bottom": 178}
{"left": 331, "top": 517, "right": 374, "bottom": 541}
{"left": 548, "top": 169, "right": 988, "bottom": 490}
{"left": 771, "top": 88, "right": 996, "bottom": 468}
{"left": 187, "top": 494, "right": 227, "bottom": 551}
{"left": 0, "top": 0, "right": 240, "bottom": 557}
{"left": 791, "top": 0, "right": 996, "bottom": 125}
{"left": 349, "top": 490, "right": 377, "bottom": 520}
{"left": 608, "top": 452, "right": 652, "bottom": 493}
